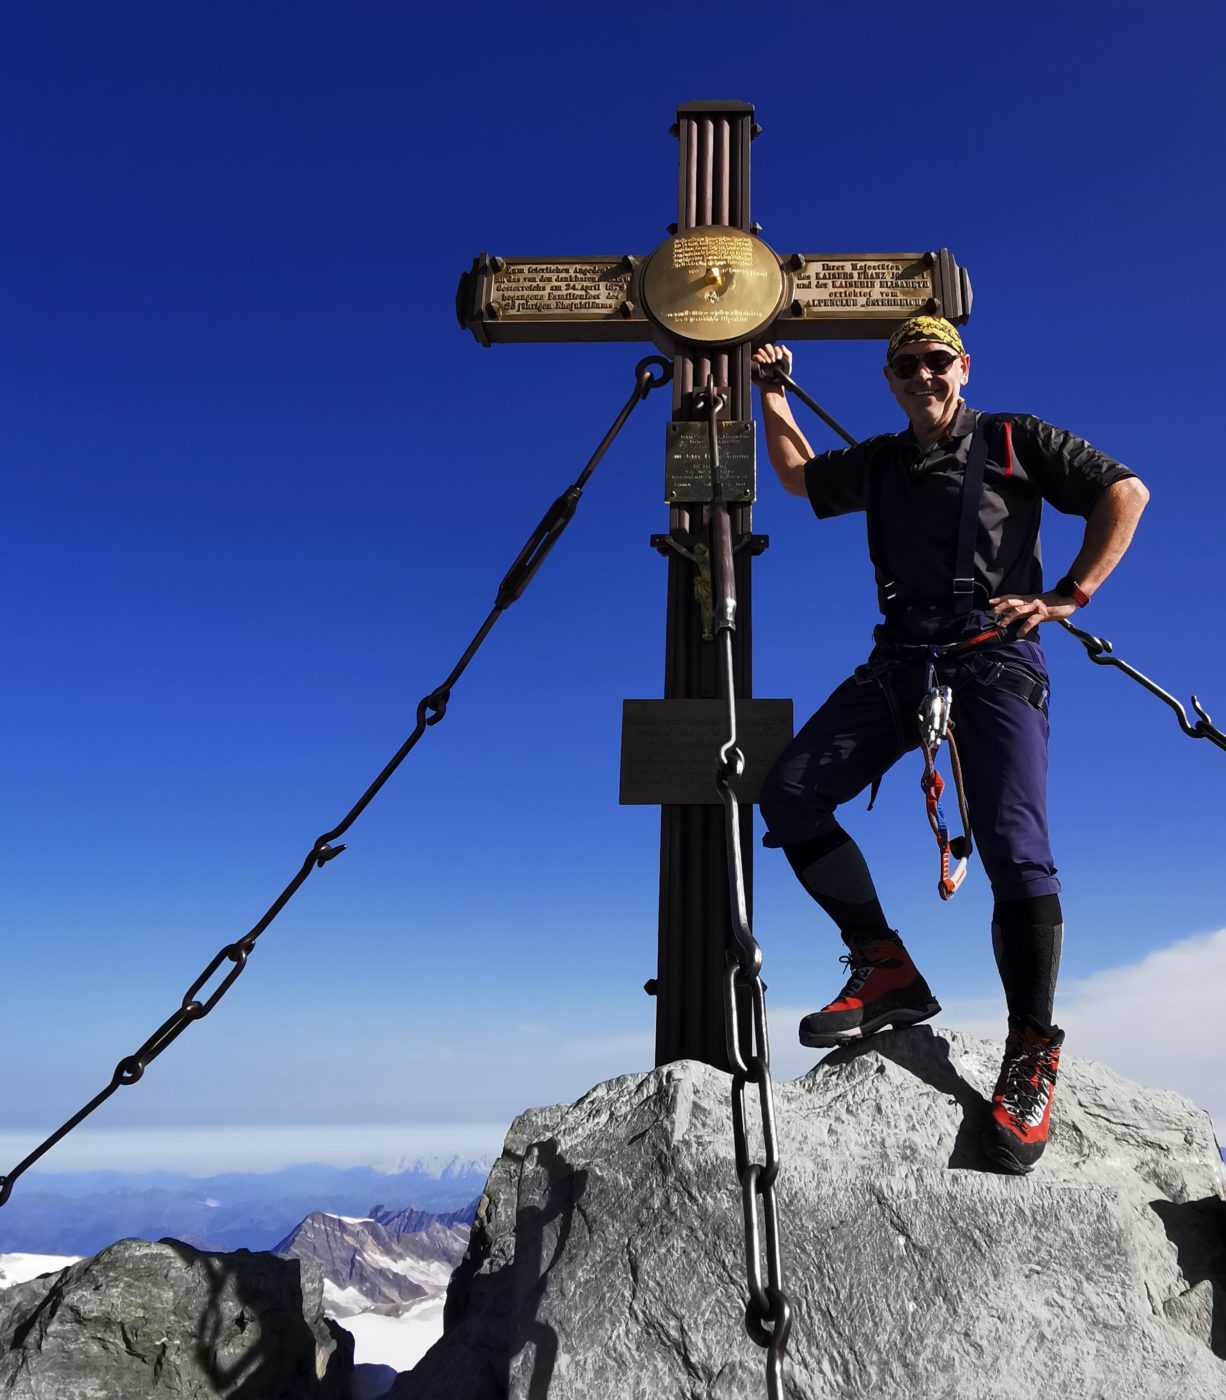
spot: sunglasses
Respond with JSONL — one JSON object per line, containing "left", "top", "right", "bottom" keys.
{"left": 888, "top": 350, "right": 961, "bottom": 378}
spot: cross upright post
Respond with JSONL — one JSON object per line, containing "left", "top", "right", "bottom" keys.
{"left": 655, "top": 101, "right": 758, "bottom": 1069}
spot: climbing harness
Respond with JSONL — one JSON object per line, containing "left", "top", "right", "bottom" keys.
{"left": 878, "top": 626, "right": 1005, "bottom": 899}
{"left": 0, "top": 354, "right": 673, "bottom": 1211}
{"left": 697, "top": 377, "right": 794, "bottom": 1400}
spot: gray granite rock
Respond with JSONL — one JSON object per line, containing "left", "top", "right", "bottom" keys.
{"left": 0, "top": 1236, "right": 350, "bottom": 1398}
{"left": 395, "top": 1025, "right": 1226, "bottom": 1400}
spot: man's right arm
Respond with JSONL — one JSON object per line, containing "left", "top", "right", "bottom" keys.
{"left": 752, "top": 344, "right": 814, "bottom": 497}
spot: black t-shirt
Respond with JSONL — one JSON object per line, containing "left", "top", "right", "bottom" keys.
{"left": 803, "top": 402, "right": 1136, "bottom": 616}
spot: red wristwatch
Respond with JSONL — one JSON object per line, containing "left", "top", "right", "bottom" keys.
{"left": 1054, "top": 575, "right": 1090, "bottom": 608}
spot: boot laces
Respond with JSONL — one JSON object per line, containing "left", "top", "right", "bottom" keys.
{"left": 836, "top": 949, "right": 890, "bottom": 998}
{"left": 1000, "top": 1036, "right": 1059, "bottom": 1121}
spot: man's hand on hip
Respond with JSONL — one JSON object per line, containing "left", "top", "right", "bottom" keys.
{"left": 989, "top": 592, "right": 1078, "bottom": 636}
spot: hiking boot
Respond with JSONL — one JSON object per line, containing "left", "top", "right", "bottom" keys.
{"left": 981, "top": 1018, "right": 1064, "bottom": 1174}
{"left": 798, "top": 933, "right": 941, "bottom": 1048}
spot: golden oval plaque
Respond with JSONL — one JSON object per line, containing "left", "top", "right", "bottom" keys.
{"left": 639, "top": 226, "right": 787, "bottom": 347}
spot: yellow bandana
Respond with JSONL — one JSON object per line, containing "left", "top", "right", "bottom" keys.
{"left": 887, "top": 315, "right": 965, "bottom": 362}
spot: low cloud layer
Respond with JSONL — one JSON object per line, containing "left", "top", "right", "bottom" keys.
{"left": 10, "top": 930, "right": 1220, "bottom": 1175}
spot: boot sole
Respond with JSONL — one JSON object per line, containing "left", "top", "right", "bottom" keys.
{"left": 980, "top": 1134, "right": 1040, "bottom": 1175}
{"left": 799, "top": 999, "right": 942, "bottom": 1049}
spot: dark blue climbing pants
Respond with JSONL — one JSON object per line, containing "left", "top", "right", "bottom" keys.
{"left": 759, "top": 632, "right": 1060, "bottom": 901}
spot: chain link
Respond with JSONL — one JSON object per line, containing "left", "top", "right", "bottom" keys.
{"left": 0, "top": 354, "right": 673, "bottom": 1210}
{"left": 698, "top": 377, "right": 795, "bottom": 1400}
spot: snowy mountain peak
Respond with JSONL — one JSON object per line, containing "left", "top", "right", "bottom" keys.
{"left": 275, "top": 1207, "right": 471, "bottom": 1320}
{"left": 371, "top": 1153, "right": 492, "bottom": 1180}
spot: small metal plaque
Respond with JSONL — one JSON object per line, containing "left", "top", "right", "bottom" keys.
{"left": 665, "top": 421, "right": 755, "bottom": 503}
{"left": 620, "top": 699, "right": 794, "bottom": 805}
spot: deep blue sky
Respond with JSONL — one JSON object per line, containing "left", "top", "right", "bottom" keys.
{"left": 3, "top": 3, "right": 1224, "bottom": 1175}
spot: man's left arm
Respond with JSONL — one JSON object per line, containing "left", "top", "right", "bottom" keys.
{"left": 991, "top": 476, "right": 1150, "bottom": 635}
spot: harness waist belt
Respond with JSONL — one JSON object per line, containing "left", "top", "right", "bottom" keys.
{"left": 876, "top": 627, "right": 1004, "bottom": 661}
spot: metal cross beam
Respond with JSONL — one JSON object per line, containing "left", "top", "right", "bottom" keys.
{"left": 458, "top": 252, "right": 970, "bottom": 346}
{"left": 456, "top": 100, "right": 971, "bottom": 1072}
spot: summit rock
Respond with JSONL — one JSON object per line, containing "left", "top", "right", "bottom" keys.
{"left": 395, "top": 1025, "right": 1226, "bottom": 1400}
{"left": 0, "top": 1236, "right": 349, "bottom": 1397}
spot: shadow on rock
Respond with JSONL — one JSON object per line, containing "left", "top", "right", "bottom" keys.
{"left": 161, "top": 1238, "right": 347, "bottom": 1397}
{"left": 822, "top": 1024, "right": 996, "bottom": 1172}
{"left": 1149, "top": 1196, "right": 1226, "bottom": 1358}
{"left": 512, "top": 1138, "right": 588, "bottom": 1400}
{"left": 391, "top": 1136, "right": 587, "bottom": 1400}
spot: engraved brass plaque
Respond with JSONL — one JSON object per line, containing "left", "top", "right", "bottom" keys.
{"left": 455, "top": 254, "right": 651, "bottom": 345}
{"left": 791, "top": 254, "right": 936, "bottom": 318}
{"left": 640, "top": 227, "right": 787, "bottom": 346}
{"left": 493, "top": 259, "right": 630, "bottom": 317}
{"left": 620, "top": 699, "right": 794, "bottom": 805}
{"left": 665, "top": 421, "right": 755, "bottom": 503}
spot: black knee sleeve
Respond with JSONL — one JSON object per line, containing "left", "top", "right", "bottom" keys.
{"left": 991, "top": 894, "right": 1064, "bottom": 1029}
{"left": 782, "top": 822, "right": 890, "bottom": 940}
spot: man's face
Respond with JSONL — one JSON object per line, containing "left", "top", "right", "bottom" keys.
{"left": 883, "top": 340, "right": 970, "bottom": 434}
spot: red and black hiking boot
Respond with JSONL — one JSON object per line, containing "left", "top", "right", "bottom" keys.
{"left": 798, "top": 932, "right": 941, "bottom": 1048}
{"left": 982, "top": 1018, "right": 1065, "bottom": 1174}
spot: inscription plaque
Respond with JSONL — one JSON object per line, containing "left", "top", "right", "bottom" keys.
{"left": 793, "top": 255, "right": 933, "bottom": 315}
{"left": 665, "top": 421, "right": 755, "bottom": 503}
{"left": 492, "top": 259, "right": 630, "bottom": 317}
{"left": 455, "top": 255, "right": 644, "bottom": 344}
{"left": 783, "top": 249, "right": 973, "bottom": 337}
{"left": 620, "top": 699, "right": 794, "bottom": 805}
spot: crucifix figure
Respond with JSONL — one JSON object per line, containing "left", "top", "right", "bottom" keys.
{"left": 457, "top": 99, "right": 972, "bottom": 1073}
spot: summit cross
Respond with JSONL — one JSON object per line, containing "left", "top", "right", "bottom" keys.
{"left": 457, "top": 99, "right": 971, "bottom": 1071}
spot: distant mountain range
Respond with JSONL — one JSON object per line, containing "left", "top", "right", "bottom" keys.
{"left": 0, "top": 1156, "right": 491, "bottom": 1256}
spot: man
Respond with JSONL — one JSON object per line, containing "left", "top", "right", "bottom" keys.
{"left": 752, "top": 317, "right": 1148, "bottom": 1172}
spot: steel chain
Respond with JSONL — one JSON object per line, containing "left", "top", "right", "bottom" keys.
{"left": 698, "top": 377, "right": 794, "bottom": 1400}
{"left": 0, "top": 354, "right": 673, "bottom": 1209}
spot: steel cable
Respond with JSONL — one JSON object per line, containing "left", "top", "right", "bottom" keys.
{"left": 0, "top": 354, "right": 673, "bottom": 1209}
